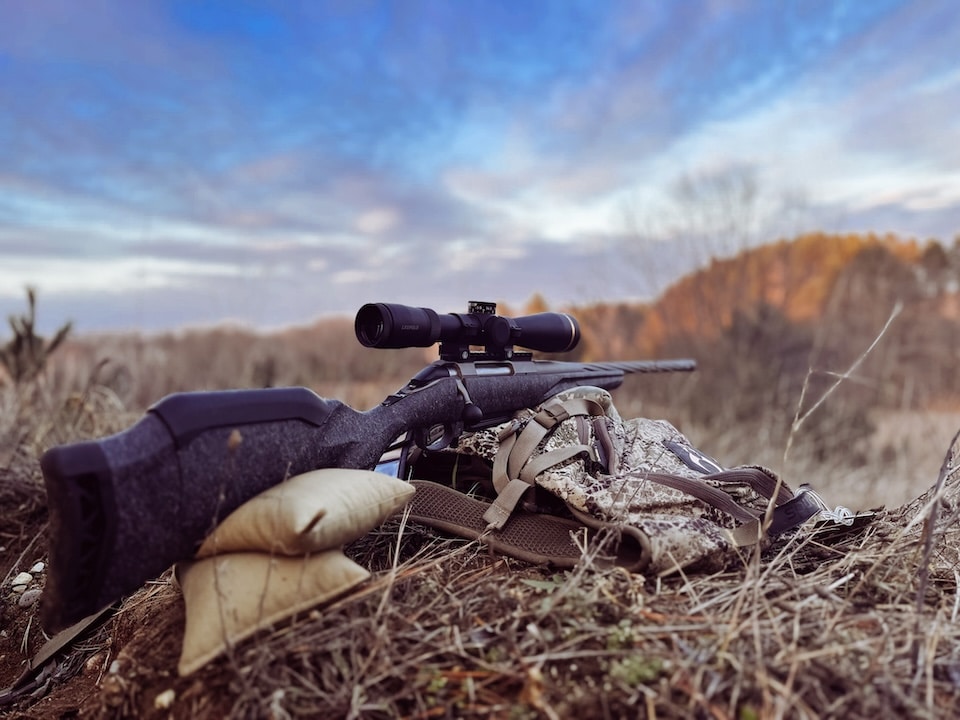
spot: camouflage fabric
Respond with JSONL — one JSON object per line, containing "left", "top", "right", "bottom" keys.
{"left": 455, "top": 386, "right": 778, "bottom": 574}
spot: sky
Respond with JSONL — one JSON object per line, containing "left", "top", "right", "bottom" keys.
{"left": 2, "top": 0, "right": 959, "bottom": 334}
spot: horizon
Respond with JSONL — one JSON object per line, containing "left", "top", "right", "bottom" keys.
{"left": 2, "top": 1, "right": 959, "bottom": 334}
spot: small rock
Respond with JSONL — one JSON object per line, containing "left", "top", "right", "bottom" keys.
{"left": 154, "top": 688, "right": 176, "bottom": 710}
{"left": 11, "top": 572, "right": 33, "bottom": 588}
{"left": 101, "top": 674, "right": 128, "bottom": 708}
{"left": 18, "top": 588, "right": 42, "bottom": 607}
{"left": 30, "top": 562, "right": 45, "bottom": 574}
{"left": 85, "top": 651, "right": 107, "bottom": 675}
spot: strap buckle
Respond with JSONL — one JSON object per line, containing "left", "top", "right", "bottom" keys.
{"left": 533, "top": 402, "right": 570, "bottom": 430}
{"left": 794, "top": 484, "right": 856, "bottom": 526}
{"left": 497, "top": 418, "right": 524, "bottom": 442}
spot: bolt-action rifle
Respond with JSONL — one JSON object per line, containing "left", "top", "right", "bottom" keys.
{"left": 39, "top": 302, "right": 695, "bottom": 632}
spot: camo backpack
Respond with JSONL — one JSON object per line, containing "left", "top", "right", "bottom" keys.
{"left": 405, "top": 386, "right": 852, "bottom": 574}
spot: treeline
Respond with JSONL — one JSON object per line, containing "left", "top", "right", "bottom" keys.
{"left": 571, "top": 232, "right": 960, "bottom": 464}
{"left": 41, "top": 318, "right": 432, "bottom": 413}
{"left": 25, "top": 231, "right": 960, "bottom": 463}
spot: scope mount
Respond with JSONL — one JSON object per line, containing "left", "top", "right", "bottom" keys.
{"left": 438, "top": 301, "right": 533, "bottom": 363}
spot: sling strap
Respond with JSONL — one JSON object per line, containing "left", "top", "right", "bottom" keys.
{"left": 479, "top": 394, "right": 822, "bottom": 545}
{"left": 630, "top": 468, "right": 823, "bottom": 546}
{"left": 483, "top": 396, "right": 606, "bottom": 529}
{"left": 0, "top": 606, "right": 112, "bottom": 708}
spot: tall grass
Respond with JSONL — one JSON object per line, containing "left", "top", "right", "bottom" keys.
{"left": 3, "top": 290, "right": 960, "bottom": 718}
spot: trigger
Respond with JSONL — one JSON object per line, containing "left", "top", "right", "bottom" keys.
{"left": 415, "top": 423, "right": 460, "bottom": 452}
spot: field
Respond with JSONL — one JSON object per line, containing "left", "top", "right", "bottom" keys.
{"left": 2, "top": 323, "right": 960, "bottom": 720}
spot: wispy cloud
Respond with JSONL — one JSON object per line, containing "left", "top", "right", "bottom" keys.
{"left": 1, "top": 0, "right": 957, "bottom": 332}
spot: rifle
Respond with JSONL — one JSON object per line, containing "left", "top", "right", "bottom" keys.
{"left": 39, "top": 302, "right": 695, "bottom": 632}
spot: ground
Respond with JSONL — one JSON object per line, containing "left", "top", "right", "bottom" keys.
{"left": 3, "top": 416, "right": 960, "bottom": 718}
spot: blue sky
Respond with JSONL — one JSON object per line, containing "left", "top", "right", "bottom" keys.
{"left": 2, "top": 0, "right": 959, "bottom": 333}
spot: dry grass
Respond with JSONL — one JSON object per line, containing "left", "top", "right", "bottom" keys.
{"left": 94, "top": 468, "right": 960, "bottom": 720}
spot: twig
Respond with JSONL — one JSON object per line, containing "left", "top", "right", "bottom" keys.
{"left": 912, "top": 426, "right": 960, "bottom": 668}
{"left": 784, "top": 301, "right": 902, "bottom": 466}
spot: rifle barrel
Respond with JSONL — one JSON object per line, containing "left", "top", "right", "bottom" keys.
{"left": 591, "top": 359, "right": 697, "bottom": 374}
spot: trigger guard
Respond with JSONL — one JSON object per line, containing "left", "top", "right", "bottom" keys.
{"left": 416, "top": 422, "right": 463, "bottom": 452}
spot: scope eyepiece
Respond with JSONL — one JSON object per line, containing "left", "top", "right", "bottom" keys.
{"left": 355, "top": 302, "right": 580, "bottom": 359}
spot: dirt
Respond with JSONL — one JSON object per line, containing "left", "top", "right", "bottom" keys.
{"left": 1, "top": 523, "right": 240, "bottom": 719}
{"left": 0, "top": 494, "right": 229, "bottom": 720}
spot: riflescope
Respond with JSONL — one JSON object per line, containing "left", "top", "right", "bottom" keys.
{"left": 355, "top": 301, "right": 581, "bottom": 361}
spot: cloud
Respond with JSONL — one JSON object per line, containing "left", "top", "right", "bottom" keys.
{"left": 0, "top": 230, "right": 627, "bottom": 334}
{"left": 354, "top": 208, "right": 401, "bottom": 236}
{"left": 1, "top": 1, "right": 959, "bottom": 334}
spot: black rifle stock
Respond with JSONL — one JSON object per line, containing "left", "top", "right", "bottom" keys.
{"left": 40, "top": 309, "right": 695, "bottom": 632}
